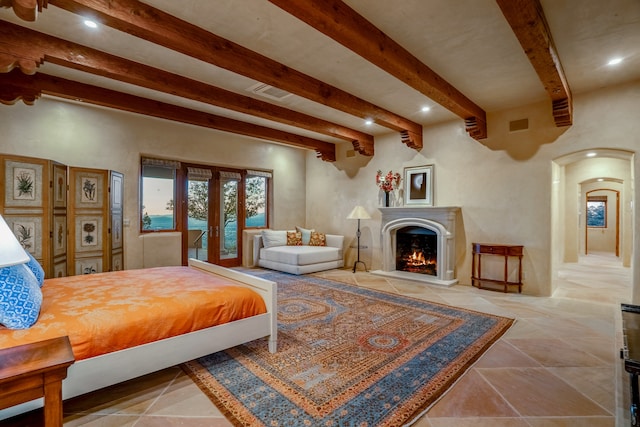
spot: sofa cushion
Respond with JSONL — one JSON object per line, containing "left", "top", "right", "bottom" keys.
{"left": 308, "top": 231, "right": 326, "bottom": 246}
{"left": 295, "top": 226, "right": 314, "bottom": 245}
{"left": 261, "top": 230, "right": 287, "bottom": 248}
{"left": 286, "top": 231, "right": 302, "bottom": 246}
{"left": 260, "top": 245, "right": 341, "bottom": 266}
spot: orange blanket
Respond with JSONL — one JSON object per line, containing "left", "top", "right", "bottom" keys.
{"left": 0, "top": 266, "right": 266, "bottom": 360}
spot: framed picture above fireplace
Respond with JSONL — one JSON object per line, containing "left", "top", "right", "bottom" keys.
{"left": 404, "top": 165, "right": 434, "bottom": 206}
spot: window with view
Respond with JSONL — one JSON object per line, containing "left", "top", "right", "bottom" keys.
{"left": 586, "top": 196, "right": 607, "bottom": 228}
{"left": 245, "top": 171, "right": 271, "bottom": 228}
{"left": 141, "top": 159, "right": 179, "bottom": 231}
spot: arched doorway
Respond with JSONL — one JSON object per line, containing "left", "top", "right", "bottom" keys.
{"left": 550, "top": 149, "right": 634, "bottom": 296}
{"left": 585, "top": 187, "right": 620, "bottom": 256}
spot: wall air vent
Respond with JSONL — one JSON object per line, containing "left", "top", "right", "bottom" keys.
{"left": 246, "top": 83, "right": 292, "bottom": 101}
{"left": 509, "top": 118, "right": 529, "bottom": 132}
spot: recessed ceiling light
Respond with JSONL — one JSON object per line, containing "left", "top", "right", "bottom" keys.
{"left": 421, "top": 106, "right": 431, "bottom": 113}
{"left": 607, "top": 57, "right": 623, "bottom": 66}
{"left": 84, "top": 20, "right": 98, "bottom": 28}
{"left": 586, "top": 152, "right": 597, "bottom": 157}
{"left": 364, "top": 119, "right": 374, "bottom": 126}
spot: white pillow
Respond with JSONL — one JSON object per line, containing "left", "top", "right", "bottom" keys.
{"left": 296, "top": 226, "right": 315, "bottom": 245}
{"left": 261, "top": 230, "right": 287, "bottom": 248}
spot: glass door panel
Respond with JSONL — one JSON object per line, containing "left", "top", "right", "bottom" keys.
{"left": 186, "top": 178, "right": 209, "bottom": 261}
{"left": 220, "top": 177, "right": 239, "bottom": 262}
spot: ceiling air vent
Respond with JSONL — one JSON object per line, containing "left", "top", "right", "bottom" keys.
{"left": 247, "top": 83, "right": 292, "bottom": 101}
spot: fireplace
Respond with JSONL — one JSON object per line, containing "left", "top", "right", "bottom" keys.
{"left": 395, "top": 226, "right": 438, "bottom": 275}
{"left": 372, "top": 207, "right": 460, "bottom": 286}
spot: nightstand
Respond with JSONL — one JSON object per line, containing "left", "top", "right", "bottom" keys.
{"left": 0, "top": 336, "right": 75, "bottom": 427}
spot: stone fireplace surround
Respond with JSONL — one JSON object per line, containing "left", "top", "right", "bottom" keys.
{"left": 372, "top": 206, "right": 461, "bottom": 287}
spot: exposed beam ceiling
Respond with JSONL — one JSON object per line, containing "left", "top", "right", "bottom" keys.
{"left": 0, "top": 19, "right": 374, "bottom": 159}
{"left": 268, "top": 0, "right": 488, "bottom": 140}
{"left": 28, "top": 0, "right": 423, "bottom": 150}
{"left": 496, "top": 0, "right": 572, "bottom": 126}
{"left": 0, "top": 69, "right": 338, "bottom": 160}
{"left": 0, "top": 0, "right": 635, "bottom": 158}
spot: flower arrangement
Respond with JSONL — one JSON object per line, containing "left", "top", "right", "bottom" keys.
{"left": 375, "top": 170, "right": 402, "bottom": 193}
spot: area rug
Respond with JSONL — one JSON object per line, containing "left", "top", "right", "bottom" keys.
{"left": 182, "top": 270, "right": 514, "bottom": 426}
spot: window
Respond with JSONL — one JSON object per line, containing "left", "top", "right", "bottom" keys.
{"left": 140, "top": 158, "right": 179, "bottom": 231}
{"left": 245, "top": 171, "right": 271, "bottom": 228}
{"left": 586, "top": 196, "right": 607, "bottom": 228}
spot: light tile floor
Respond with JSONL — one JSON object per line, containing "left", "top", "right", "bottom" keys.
{"left": 1, "top": 253, "right": 630, "bottom": 426}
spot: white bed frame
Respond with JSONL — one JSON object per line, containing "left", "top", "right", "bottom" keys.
{"left": 0, "top": 259, "right": 277, "bottom": 420}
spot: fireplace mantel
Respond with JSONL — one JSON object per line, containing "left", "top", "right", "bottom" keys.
{"left": 373, "top": 206, "right": 461, "bottom": 286}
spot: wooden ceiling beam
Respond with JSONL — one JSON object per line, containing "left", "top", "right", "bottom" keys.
{"left": 0, "top": 69, "right": 338, "bottom": 161}
{"left": 268, "top": 0, "right": 487, "bottom": 140}
{"left": 0, "top": 20, "right": 373, "bottom": 156}
{"left": 35, "top": 0, "right": 422, "bottom": 149}
{"left": 496, "top": 0, "right": 572, "bottom": 126}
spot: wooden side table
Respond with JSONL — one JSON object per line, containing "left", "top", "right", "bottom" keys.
{"left": 471, "top": 243, "right": 524, "bottom": 293}
{"left": 0, "top": 336, "right": 75, "bottom": 427}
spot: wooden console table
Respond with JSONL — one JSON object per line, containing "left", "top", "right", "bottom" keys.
{"left": 471, "top": 243, "right": 523, "bottom": 293}
{"left": 0, "top": 336, "right": 75, "bottom": 427}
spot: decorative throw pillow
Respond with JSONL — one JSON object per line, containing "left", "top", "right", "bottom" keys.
{"left": 296, "top": 226, "right": 315, "bottom": 245}
{"left": 261, "top": 230, "right": 288, "bottom": 248}
{"left": 286, "top": 231, "right": 303, "bottom": 246}
{"left": 308, "top": 231, "right": 326, "bottom": 246}
{"left": 25, "top": 252, "right": 45, "bottom": 287}
{"left": 0, "top": 263, "right": 42, "bottom": 329}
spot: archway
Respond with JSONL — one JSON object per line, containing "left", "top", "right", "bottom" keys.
{"left": 551, "top": 149, "right": 634, "bottom": 296}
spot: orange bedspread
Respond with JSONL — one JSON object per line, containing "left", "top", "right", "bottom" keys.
{"left": 0, "top": 266, "right": 266, "bottom": 360}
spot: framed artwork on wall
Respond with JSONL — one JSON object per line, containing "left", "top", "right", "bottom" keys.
{"left": 404, "top": 165, "right": 434, "bottom": 206}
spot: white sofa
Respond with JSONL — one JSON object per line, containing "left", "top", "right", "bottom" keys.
{"left": 253, "top": 229, "right": 344, "bottom": 275}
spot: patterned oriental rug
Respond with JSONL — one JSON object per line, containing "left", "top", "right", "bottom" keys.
{"left": 182, "top": 270, "right": 514, "bottom": 426}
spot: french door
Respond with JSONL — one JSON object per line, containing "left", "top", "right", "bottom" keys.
{"left": 184, "top": 167, "right": 243, "bottom": 267}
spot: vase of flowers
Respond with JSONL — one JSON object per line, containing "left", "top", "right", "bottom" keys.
{"left": 375, "top": 170, "right": 402, "bottom": 207}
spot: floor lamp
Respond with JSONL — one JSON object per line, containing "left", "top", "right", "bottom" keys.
{"left": 347, "top": 206, "right": 371, "bottom": 272}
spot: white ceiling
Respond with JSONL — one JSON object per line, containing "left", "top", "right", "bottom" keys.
{"left": 1, "top": 0, "right": 639, "bottom": 144}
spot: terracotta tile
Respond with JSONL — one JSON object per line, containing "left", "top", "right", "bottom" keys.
{"left": 507, "top": 338, "right": 607, "bottom": 367}
{"left": 524, "top": 417, "right": 614, "bottom": 427}
{"left": 145, "top": 372, "right": 222, "bottom": 417}
{"left": 479, "top": 368, "right": 610, "bottom": 416}
{"left": 63, "top": 368, "right": 180, "bottom": 415}
{"left": 474, "top": 340, "right": 541, "bottom": 368}
{"left": 425, "top": 418, "right": 531, "bottom": 427}
{"left": 63, "top": 414, "right": 140, "bottom": 426}
{"left": 427, "top": 370, "right": 518, "bottom": 417}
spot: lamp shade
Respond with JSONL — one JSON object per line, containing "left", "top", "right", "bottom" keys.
{"left": 0, "top": 214, "right": 29, "bottom": 268}
{"left": 347, "top": 206, "right": 371, "bottom": 220}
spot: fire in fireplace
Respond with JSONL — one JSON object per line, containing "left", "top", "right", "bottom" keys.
{"left": 395, "top": 226, "right": 437, "bottom": 276}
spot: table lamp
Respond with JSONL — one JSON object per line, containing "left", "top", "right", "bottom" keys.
{"left": 347, "top": 206, "right": 371, "bottom": 272}
{"left": 0, "top": 214, "right": 29, "bottom": 268}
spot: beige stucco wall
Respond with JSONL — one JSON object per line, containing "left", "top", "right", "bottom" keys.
{"left": 0, "top": 97, "right": 307, "bottom": 270}
{"left": 306, "top": 81, "right": 639, "bottom": 297}
{"left": 1, "top": 81, "right": 638, "bottom": 298}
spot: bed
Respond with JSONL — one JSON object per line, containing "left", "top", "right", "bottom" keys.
{"left": 0, "top": 259, "right": 277, "bottom": 420}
